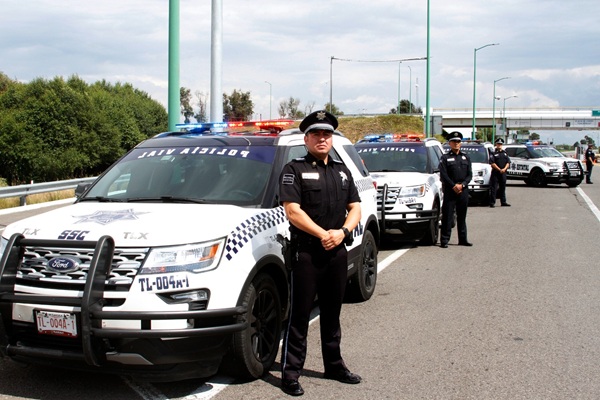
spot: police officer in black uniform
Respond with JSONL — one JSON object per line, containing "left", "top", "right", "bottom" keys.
{"left": 439, "top": 131, "right": 473, "bottom": 248}
{"left": 585, "top": 143, "right": 595, "bottom": 184}
{"left": 489, "top": 137, "right": 511, "bottom": 207}
{"left": 278, "top": 110, "right": 362, "bottom": 396}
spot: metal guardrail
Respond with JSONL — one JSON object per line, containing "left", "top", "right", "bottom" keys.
{"left": 0, "top": 177, "right": 96, "bottom": 206}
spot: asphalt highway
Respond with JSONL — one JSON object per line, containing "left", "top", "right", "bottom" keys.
{"left": 0, "top": 180, "right": 599, "bottom": 400}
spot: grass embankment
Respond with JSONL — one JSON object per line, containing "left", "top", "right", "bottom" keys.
{"left": 0, "top": 115, "right": 427, "bottom": 211}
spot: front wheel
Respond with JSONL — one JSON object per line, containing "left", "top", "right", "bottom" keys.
{"left": 420, "top": 201, "right": 440, "bottom": 246}
{"left": 222, "top": 273, "right": 282, "bottom": 380}
{"left": 346, "top": 230, "right": 378, "bottom": 302}
{"left": 527, "top": 169, "right": 547, "bottom": 187}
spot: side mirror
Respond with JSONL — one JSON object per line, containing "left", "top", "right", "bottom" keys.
{"left": 75, "top": 183, "right": 91, "bottom": 198}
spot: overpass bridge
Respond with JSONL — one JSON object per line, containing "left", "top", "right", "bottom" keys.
{"left": 433, "top": 107, "right": 600, "bottom": 140}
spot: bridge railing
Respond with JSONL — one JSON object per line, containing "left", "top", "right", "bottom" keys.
{"left": 0, "top": 177, "right": 97, "bottom": 206}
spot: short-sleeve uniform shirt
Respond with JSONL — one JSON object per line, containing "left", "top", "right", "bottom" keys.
{"left": 279, "top": 152, "right": 360, "bottom": 238}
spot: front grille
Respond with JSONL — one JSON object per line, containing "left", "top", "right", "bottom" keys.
{"left": 17, "top": 246, "right": 148, "bottom": 291}
{"left": 377, "top": 187, "right": 400, "bottom": 211}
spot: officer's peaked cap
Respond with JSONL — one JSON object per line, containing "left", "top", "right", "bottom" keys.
{"left": 495, "top": 138, "right": 504, "bottom": 144}
{"left": 448, "top": 131, "right": 463, "bottom": 141}
{"left": 299, "top": 110, "right": 338, "bottom": 134}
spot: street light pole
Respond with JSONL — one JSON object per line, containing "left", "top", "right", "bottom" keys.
{"left": 472, "top": 43, "right": 499, "bottom": 140}
{"left": 492, "top": 76, "right": 510, "bottom": 143}
{"left": 408, "top": 65, "right": 412, "bottom": 114}
{"left": 397, "top": 61, "right": 402, "bottom": 114}
{"left": 264, "top": 81, "right": 272, "bottom": 120}
{"left": 502, "top": 95, "right": 518, "bottom": 141}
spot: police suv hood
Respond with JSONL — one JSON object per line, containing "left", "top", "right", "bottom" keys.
{"left": 2, "top": 202, "right": 273, "bottom": 246}
{"left": 369, "top": 172, "right": 434, "bottom": 187}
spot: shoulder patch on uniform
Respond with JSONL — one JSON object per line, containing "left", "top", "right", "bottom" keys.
{"left": 282, "top": 174, "right": 295, "bottom": 185}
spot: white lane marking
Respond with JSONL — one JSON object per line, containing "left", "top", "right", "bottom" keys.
{"left": 378, "top": 247, "right": 411, "bottom": 273}
{"left": 576, "top": 187, "right": 600, "bottom": 222}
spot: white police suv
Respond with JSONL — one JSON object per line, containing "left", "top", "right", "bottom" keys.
{"left": 354, "top": 134, "right": 444, "bottom": 245}
{"left": 0, "top": 121, "right": 380, "bottom": 381}
{"left": 443, "top": 140, "right": 493, "bottom": 204}
{"left": 504, "top": 142, "right": 584, "bottom": 187}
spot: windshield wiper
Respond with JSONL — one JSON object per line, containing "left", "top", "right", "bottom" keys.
{"left": 78, "top": 196, "right": 125, "bottom": 202}
{"left": 126, "top": 196, "right": 208, "bottom": 204}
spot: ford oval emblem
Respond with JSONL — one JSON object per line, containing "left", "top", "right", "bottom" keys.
{"left": 46, "top": 256, "right": 81, "bottom": 273}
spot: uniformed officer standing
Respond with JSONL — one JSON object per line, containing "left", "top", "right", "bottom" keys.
{"left": 439, "top": 131, "right": 473, "bottom": 248}
{"left": 489, "top": 137, "right": 511, "bottom": 207}
{"left": 585, "top": 143, "right": 595, "bottom": 184}
{"left": 278, "top": 110, "right": 362, "bottom": 396}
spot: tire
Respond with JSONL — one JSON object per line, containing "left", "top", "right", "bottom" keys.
{"left": 527, "top": 169, "right": 547, "bottom": 187}
{"left": 346, "top": 230, "right": 378, "bottom": 302}
{"left": 567, "top": 180, "right": 581, "bottom": 187}
{"left": 222, "top": 273, "right": 282, "bottom": 380}
{"left": 420, "top": 200, "right": 440, "bottom": 246}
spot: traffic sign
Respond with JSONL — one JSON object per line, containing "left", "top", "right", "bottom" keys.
{"left": 592, "top": 110, "right": 600, "bottom": 116}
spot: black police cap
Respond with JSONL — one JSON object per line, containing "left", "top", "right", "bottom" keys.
{"left": 299, "top": 110, "right": 338, "bottom": 134}
{"left": 448, "top": 131, "right": 463, "bottom": 141}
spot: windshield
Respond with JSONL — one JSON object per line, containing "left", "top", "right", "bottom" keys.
{"left": 356, "top": 144, "right": 428, "bottom": 173}
{"left": 83, "top": 144, "right": 276, "bottom": 206}
{"left": 530, "top": 146, "right": 565, "bottom": 158}
{"left": 460, "top": 145, "right": 490, "bottom": 163}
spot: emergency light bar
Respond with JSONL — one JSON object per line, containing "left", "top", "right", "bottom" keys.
{"left": 360, "top": 133, "right": 424, "bottom": 143}
{"left": 175, "top": 119, "right": 294, "bottom": 134}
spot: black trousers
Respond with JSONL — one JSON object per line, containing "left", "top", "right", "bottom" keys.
{"left": 489, "top": 171, "right": 507, "bottom": 205}
{"left": 440, "top": 188, "right": 469, "bottom": 244}
{"left": 587, "top": 163, "right": 593, "bottom": 182}
{"left": 281, "top": 243, "right": 348, "bottom": 381}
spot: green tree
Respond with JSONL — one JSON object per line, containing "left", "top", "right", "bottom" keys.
{"left": 194, "top": 90, "right": 208, "bottom": 123}
{"left": 323, "top": 102, "right": 344, "bottom": 116}
{"left": 0, "top": 73, "right": 167, "bottom": 184}
{"left": 223, "top": 89, "right": 253, "bottom": 121}
{"left": 180, "top": 87, "right": 194, "bottom": 123}
{"left": 279, "top": 97, "right": 303, "bottom": 119}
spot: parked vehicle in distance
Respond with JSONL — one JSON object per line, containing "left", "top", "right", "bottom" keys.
{"left": 504, "top": 142, "right": 584, "bottom": 187}
{"left": 355, "top": 134, "right": 444, "bottom": 245}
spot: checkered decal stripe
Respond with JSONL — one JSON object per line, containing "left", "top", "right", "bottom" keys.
{"left": 224, "top": 207, "right": 287, "bottom": 261}
{"left": 355, "top": 177, "right": 374, "bottom": 193}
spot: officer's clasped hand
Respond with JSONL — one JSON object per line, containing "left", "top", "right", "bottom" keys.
{"left": 321, "top": 229, "right": 345, "bottom": 250}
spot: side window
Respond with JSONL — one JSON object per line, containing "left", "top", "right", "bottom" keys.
{"left": 342, "top": 144, "right": 369, "bottom": 177}
{"left": 505, "top": 148, "right": 517, "bottom": 157}
{"left": 285, "top": 145, "right": 307, "bottom": 164}
{"left": 428, "top": 145, "right": 443, "bottom": 171}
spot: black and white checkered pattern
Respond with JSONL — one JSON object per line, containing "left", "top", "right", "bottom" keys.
{"left": 224, "top": 207, "right": 287, "bottom": 261}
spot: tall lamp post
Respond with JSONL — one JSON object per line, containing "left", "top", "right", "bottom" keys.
{"left": 264, "top": 81, "right": 272, "bottom": 120}
{"left": 407, "top": 65, "right": 412, "bottom": 114}
{"left": 492, "top": 76, "right": 510, "bottom": 143}
{"left": 502, "top": 95, "right": 518, "bottom": 141}
{"left": 397, "top": 61, "right": 402, "bottom": 114}
{"left": 472, "top": 43, "right": 499, "bottom": 139}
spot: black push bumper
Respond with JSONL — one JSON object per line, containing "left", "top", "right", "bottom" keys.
{"left": 0, "top": 234, "right": 247, "bottom": 374}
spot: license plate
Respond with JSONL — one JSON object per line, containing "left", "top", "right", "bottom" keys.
{"left": 35, "top": 311, "right": 78, "bottom": 338}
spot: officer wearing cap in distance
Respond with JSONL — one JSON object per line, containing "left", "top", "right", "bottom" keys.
{"left": 585, "top": 143, "right": 595, "bottom": 184}
{"left": 489, "top": 137, "right": 511, "bottom": 207}
{"left": 438, "top": 131, "right": 473, "bottom": 248}
{"left": 278, "top": 110, "right": 362, "bottom": 396}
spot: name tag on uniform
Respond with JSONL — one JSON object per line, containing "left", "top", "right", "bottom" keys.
{"left": 302, "top": 173, "right": 319, "bottom": 180}
{"left": 447, "top": 157, "right": 455, "bottom": 162}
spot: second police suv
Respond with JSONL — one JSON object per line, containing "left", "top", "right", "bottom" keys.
{"left": 0, "top": 119, "right": 380, "bottom": 381}
{"left": 354, "top": 133, "right": 444, "bottom": 245}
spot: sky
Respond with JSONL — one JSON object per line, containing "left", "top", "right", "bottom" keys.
{"left": 1, "top": 0, "right": 599, "bottom": 144}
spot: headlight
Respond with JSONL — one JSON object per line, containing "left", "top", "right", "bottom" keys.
{"left": 541, "top": 161, "right": 561, "bottom": 169}
{"left": 140, "top": 238, "right": 225, "bottom": 274}
{"left": 399, "top": 184, "right": 426, "bottom": 197}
